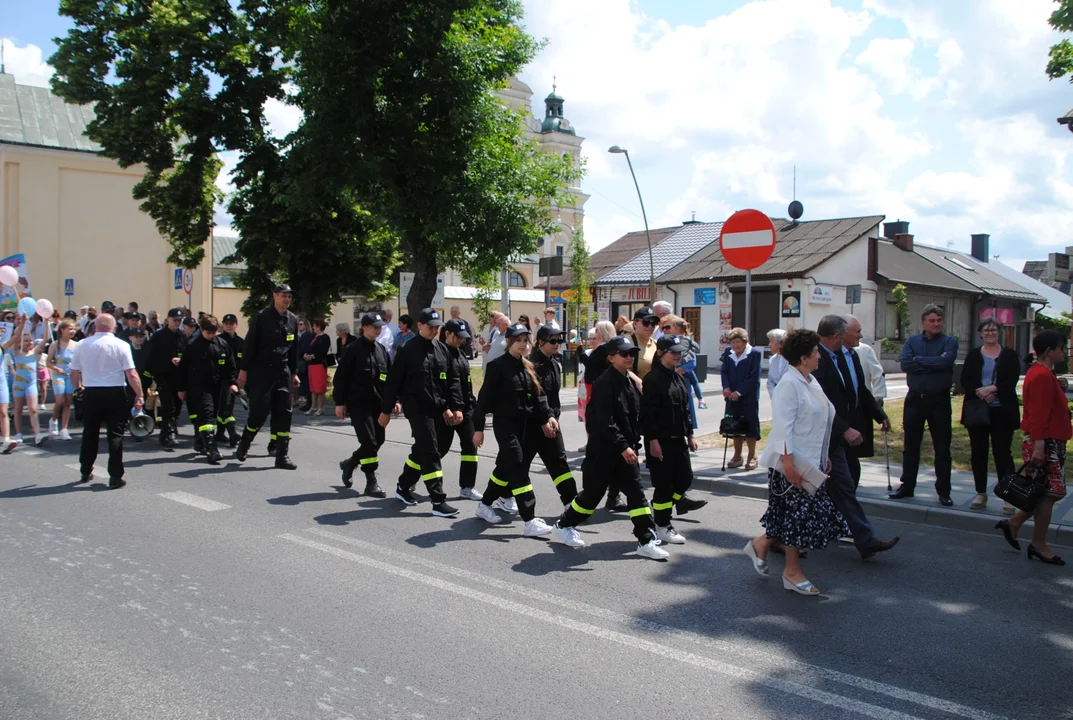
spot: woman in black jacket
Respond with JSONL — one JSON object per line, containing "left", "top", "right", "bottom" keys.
{"left": 959, "top": 318, "right": 1021, "bottom": 510}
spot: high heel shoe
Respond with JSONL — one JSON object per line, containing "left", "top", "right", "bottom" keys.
{"left": 782, "top": 576, "right": 820, "bottom": 596}
{"left": 995, "top": 520, "right": 1020, "bottom": 551}
{"left": 1027, "top": 544, "right": 1066, "bottom": 566}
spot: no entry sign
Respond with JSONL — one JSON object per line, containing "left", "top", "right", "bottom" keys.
{"left": 719, "top": 209, "right": 776, "bottom": 271}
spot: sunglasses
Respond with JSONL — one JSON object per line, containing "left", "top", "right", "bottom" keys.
{"left": 613, "top": 350, "right": 635, "bottom": 358}
{"left": 545, "top": 339, "right": 562, "bottom": 345}
{"left": 641, "top": 319, "right": 658, "bottom": 327}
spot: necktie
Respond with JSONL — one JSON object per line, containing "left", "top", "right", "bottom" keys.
{"left": 835, "top": 351, "right": 857, "bottom": 408}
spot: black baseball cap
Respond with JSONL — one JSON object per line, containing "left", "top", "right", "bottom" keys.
{"left": 273, "top": 283, "right": 293, "bottom": 294}
{"left": 167, "top": 308, "right": 184, "bottom": 319}
{"left": 633, "top": 306, "right": 657, "bottom": 321}
{"left": 101, "top": 301, "right": 116, "bottom": 313}
{"left": 63, "top": 310, "right": 78, "bottom": 319}
{"left": 127, "top": 327, "right": 146, "bottom": 337}
{"left": 222, "top": 314, "right": 238, "bottom": 324}
{"left": 657, "top": 335, "right": 687, "bottom": 353}
{"left": 360, "top": 311, "right": 386, "bottom": 328}
{"left": 504, "top": 323, "right": 531, "bottom": 339}
{"left": 444, "top": 318, "right": 470, "bottom": 338}
{"left": 417, "top": 308, "right": 443, "bottom": 327}
{"left": 182, "top": 317, "right": 197, "bottom": 327}
{"left": 605, "top": 336, "right": 640, "bottom": 356}
{"left": 536, "top": 325, "right": 563, "bottom": 344}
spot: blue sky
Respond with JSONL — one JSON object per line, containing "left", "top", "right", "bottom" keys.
{"left": 5, "top": 0, "right": 1073, "bottom": 273}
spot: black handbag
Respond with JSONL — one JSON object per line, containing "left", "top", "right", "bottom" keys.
{"left": 962, "top": 396, "right": 991, "bottom": 428}
{"left": 720, "top": 400, "right": 749, "bottom": 437}
{"left": 993, "top": 463, "right": 1046, "bottom": 512}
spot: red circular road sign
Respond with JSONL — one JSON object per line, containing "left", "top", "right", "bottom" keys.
{"left": 719, "top": 209, "right": 776, "bottom": 271}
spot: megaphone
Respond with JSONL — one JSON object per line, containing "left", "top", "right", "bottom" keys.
{"left": 130, "top": 408, "right": 156, "bottom": 440}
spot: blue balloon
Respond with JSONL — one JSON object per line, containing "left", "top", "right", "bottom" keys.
{"left": 17, "top": 296, "right": 36, "bottom": 317}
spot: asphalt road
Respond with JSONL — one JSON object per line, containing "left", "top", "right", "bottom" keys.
{"left": 0, "top": 417, "right": 1069, "bottom": 720}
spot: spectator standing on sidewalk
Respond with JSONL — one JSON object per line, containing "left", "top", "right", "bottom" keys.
{"left": 840, "top": 315, "right": 892, "bottom": 488}
{"left": 721, "top": 328, "right": 762, "bottom": 470}
{"left": 854, "top": 340, "right": 886, "bottom": 407}
{"left": 766, "top": 328, "right": 789, "bottom": 399}
{"left": 889, "top": 304, "right": 958, "bottom": 505}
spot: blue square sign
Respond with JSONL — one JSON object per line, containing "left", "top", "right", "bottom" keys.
{"left": 64, "top": 278, "right": 74, "bottom": 296}
{"left": 174, "top": 268, "right": 183, "bottom": 290}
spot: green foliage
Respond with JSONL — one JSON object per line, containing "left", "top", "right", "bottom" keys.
{"left": 467, "top": 270, "right": 501, "bottom": 328}
{"left": 1035, "top": 311, "right": 1072, "bottom": 332}
{"left": 564, "top": 224, "right": 594, "bottom": 329}
{"left": 1049, "top": 1, "right": 1073, "bottom": 81}
{"left": 880, "top": 283, "right": 911, "bottom": 353}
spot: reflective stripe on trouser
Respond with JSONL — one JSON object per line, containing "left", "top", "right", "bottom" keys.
{"left": 647, "top": 436, "right": 695, "bottom": 527}
{"left": 400, "top": 414, "right": 447, "bottom": 504}
{"left": 346, "top": 407, "right": 385, "bottom": 474}
{"left": 191, "top": 387, "right": 221, "bottom": 454}
{"left": 523, "top": 418, "right": 577, "bottom": 505}
{"left": 558, "top": 451, "right": 656, "bottom": 544}
{"left": 479, "top": 417, "right": 536, "bottom": 521}
{"left": 216, "top": 383, "right": 237, "bottom": 438}
{"left": 437, "top": 412, "right": 479, "bottom": 489}
{"left": 244, "top": 370, "right": 293, "bottom": 440}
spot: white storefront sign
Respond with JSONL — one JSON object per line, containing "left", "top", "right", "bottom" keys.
{"left": 809, "top": 285, "right": 834, "bottom": 304}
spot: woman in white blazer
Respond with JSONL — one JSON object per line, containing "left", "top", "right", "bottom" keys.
{"left": 743, "top": 329, "right": 849, "bottom": 597}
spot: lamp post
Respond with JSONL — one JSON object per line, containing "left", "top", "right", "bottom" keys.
{"left": 608, "top": 145, "right": 657, "bottom": 304}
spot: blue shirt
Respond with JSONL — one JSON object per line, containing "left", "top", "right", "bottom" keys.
{"left": 900, "top": 332, "right": 958, "bottom": 395}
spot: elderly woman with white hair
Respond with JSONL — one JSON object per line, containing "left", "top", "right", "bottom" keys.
{"left": 766, "top": 328, "right": 789, "bottom": 399}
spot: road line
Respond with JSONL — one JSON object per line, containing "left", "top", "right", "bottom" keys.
{"left": 158, "top": 491, "right": 231, "bottom": 512}
{"left": 303, "top": 527, "right": 1007, "bottom": 720}
{"left": 282, "top": 533, "right": 926, "bottom": 720}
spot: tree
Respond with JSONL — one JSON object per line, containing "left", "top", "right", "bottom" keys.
{"left": 294, "top": 0, "right": 582, "bottom": 312}
{"left": 1048, "top": 1, "right": 1073, "bottom": 82}
{"left": 880, "top": 283, "right": 911, "bottom": 354}
{"left": 467, "top": 269, "right": 501, "bottom": 332}
{"left": 564, "top": 225, "right": 594, "bottom": 331}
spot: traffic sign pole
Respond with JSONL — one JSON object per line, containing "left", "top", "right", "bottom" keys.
{"left": 719, "top": 209, "right": 776, "bottom": 339}
{"left": 745, "top": 270, "right": 752, "bottom": 341}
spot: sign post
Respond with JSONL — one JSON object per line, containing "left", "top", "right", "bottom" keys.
{"left": 64, "top": 278, "right": 74, "bottom": 311}
{"left": 539, "top": 256, "right": 564, "bottom": 309}
{"left": 846, "top": 284, "right": 862, "bottom": 315}
{"left": 719, "top": 209, "right": 776, "bottom": 337}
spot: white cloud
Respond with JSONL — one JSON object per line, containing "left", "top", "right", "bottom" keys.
{"left": 1, "top": 38, "right": 53, "bottom": 88}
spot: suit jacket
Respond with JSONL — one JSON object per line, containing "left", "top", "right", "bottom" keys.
{"left": 814, "top": 345, "right": 887, "bottom": 454}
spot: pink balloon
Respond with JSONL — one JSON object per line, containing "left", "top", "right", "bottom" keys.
{"left": 36, "top": 299, "right": 54, "bottom": 319}
{"left": 0, "top": 265, "right": 16, "bottom": 287}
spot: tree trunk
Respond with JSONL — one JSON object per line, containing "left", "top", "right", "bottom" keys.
{"left": 405, "top": 238, "right": 439, "bottom": 313}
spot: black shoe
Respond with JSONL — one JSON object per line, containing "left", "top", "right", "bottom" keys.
{"left": 193, "top": 435, "right": 204, "bottom": 454}
{"left": 888, "top": 485, "right": 914, "bottom": 500}
{"left": 275, "top": 455, "right": 297, "bottom": 471}
{"left": 860, "top": 536, "right": 900, "bottom": 560}
{"left": 163, "top": 433, "right": 178, "bottom": 449}
{"left": 207, "top": 450, "right": 223, "bottom": 465}
{"left": 605, "top": 492, "right": 628, "bottom": 512}
{"left": 675, "top": 495, "right": 708, "bottom": 516}
{"left": 995, "top": 520, "right": 1021, "bottom": 551}
{"left": 236, "top": 430, "right": 255, "bottom": 462}
{"left": 339, "top": 460, "right": 355, "bottom": 488}
{"left": 1028, "top": 544, "right": 1065, "bottom": 565}
{"left": 938, "top": 495, "right": 954, "bottom": 507}
{"left": 363, "top": 478, "right": 387, "bottom": 498}
{"left": 77, "top": 473, "right": 91, "bottom": 484}
{"left": 228, "top": 428, "right": 239, "bottom": 448}
{"left": 396, "top": 485, "right": 418, "bottom": 506}
{"left": 267, "top": 439, "right": 277, "bottom": 454}
{"left": 108, "top": 477, "right": 126, "bottom": 489}
{"left": 432, "top": 502, "right": 459, "bottom": 518}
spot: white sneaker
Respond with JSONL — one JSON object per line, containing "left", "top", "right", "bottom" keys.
{"left": 493, "top": 496, "right": 518, "bottom": 514}
{"left": 475, "top": 503, "right": 504, "bottom": 524}
{"left": 636, "top": 538, "right": 670, "bottom": 560}
{"left": 34, "top": 433, "right": 49, "bottom": 446}
{"left": 59, "top": 429, "right": 72, "bottom": 441}
{"left": 459, "top": 487, "right": 484, "bottom": 501}
{"left": 14, "top": 434, "right": 24, "bottom": 443}
{"left": 1, "top": 439, "right": 16, "bottom": 454}
{"left": 552, "top": 523, "right": 586, "bottom": 548}
{"left": 523, "top": 518, "right": 553, "bottom": 537}
{"left": 656, "top": 525, "right": 686, "bottom": 545}
{"left": 49, "top": 419, "right": 59, "bottom": 436}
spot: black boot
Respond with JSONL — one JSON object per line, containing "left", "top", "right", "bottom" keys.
{"left": 275, "top": 436, "right": 297, "bottom": 470}
{"left": 215, "top": 424, "right": 228, "bottom": 446}
{"left": 339, "top": 456, "right": 358, "bottom": 488}
{"left": 203, "top": 432, "right": 222, "bottom": 465}
{"left": 363, "top": 471, "right": 386, "bottom": 498}
{"left": 193, "top": 432, "right": 204, "bottom": 454}
{"left": 267, "top": 438, "right": 277, "bottom": 455}
{"left": 161, "top": 420, "right": 178, "bottom": 449}
{"left": 227, "top": 423, "right": 239, "bottom": 448}
{"left": 235, "top": 429, "right": 255, "bottom": 462}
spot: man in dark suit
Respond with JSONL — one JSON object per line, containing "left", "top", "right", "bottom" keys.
{"left": 814, "top": 314, "right": 899, "bottom": 561}
{"left": 841, "top": 316, "right": 892, "bottom": 488}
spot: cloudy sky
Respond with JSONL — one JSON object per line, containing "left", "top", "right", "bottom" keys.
{"left": 5, "top": 0, "right": 1073, "bottom": 272}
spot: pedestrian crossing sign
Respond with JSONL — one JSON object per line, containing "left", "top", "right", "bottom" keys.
{"left": 174, "top": 268, "right": 183, "bottom": 290}
{"left": 64, "top": 278, "right": 74, "bottom": 296}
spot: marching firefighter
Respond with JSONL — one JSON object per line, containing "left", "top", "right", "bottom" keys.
{"left": 525, "top": 324, "right": 578, "bottom": 507}
{"left": 215, "top": 313, "right": 244, "bottom": 448}
{"left": 236, "top": 284, "right": 300, "bottom": 470}
{"left": 333, "top": 311, "right": 393, "bottom": 497}
{"left": 439, "top": 317, "right": 482, "bottom": 500}
{"left": 471, "top": 323, "right": 554, "bottom": 537}
{"left": 379, "top": 308, "right": 463, "bottom": 518}
{"left": 176, "top": 315, "right": 238, "bottom": 464}
{"left": 550, "top": 336, "right": 668, "bottom": 559}
{"left": 642, "top": 335, "right": 700, "bottom": 545}
{"left": 145, "top": 308, "right": 188, "bottom": 448}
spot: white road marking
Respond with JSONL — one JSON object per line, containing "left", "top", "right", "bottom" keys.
{"left": 302, "top": 527, "right": 1007, "bottom": 720}
{"left": 158, "top": 491, "right": 231, "bottom": 512}
{"left": 721, "top": 229, "right": 775, "bottom": 249}
{"left": 285, "top": 533, "right": 931, "bottom": 720}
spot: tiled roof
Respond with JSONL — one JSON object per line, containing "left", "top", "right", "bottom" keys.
{"left": 213, "top": 234, "right": 244, "bottom": 269}
{"left": 596, "top": 222, "right": 720, "bottom": 285}
{"left": 876, "top": 241, "right": 977, "bottom": 292}
{"left": 975, "top": 257, "right": 1072, "bottom": 319}
{"left": 544, "top": 225, "right": 679, "bottom": 289}
{"left": 0, "top": 73, "right": 101, "bottom": 153}
{"left": 658, "top": 215, "right": 883, "bottom": 283}
{"left": 914, "top": 245, "right": 1046, "bottom": 303}
{"left": 1022, "top": 260, "right": 1047, "bottom": 281}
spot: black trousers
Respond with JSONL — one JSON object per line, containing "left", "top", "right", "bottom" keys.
{"left": 154, "top": 377, "right": 182, "bottom": 430}
{"left": 899, "top": 393, "right": 953, "bottom": 495}
{"left": 523, "top": 417, "right": 577, "bottom": 506}
{"left": 647, "top": 437, "right": 694, "bottom": 527}
{"left": 479, "top": 417, "right": 537, "bottom": 521}
{"left": 188, "top": 385, "right": 220, "bottom": 438}
{"left": 847, "top": 453, "right": 862, "bottom": 489}
{"left": 347, "top": 406, "right": 385, "bottom": 475}
{"left": 79, "top": 387, "right": 128, "bottom": 480}
{"left": 437, "top": 412, "right": 479, "bottom": 489}
{"left": 397, "top": 411, "right": 448, "bottom": 504}
{"left": 216, "top": 384, "right": 237, "bottom": 430}
{"left": 558, "top": 449, "right": 656, "bottom": 544}
{"left": 245, "top": 370, "right": 293, "bottom": 442}
{"left": 967, "top": 409, "right": 1016, "bottom": 494}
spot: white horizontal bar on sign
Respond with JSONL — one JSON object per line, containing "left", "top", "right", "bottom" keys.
{"left": 158, "top": 491, "right": 231, "bottom": 512}
{"left": 721, "top": 229, "right": 774, "bottom": 249}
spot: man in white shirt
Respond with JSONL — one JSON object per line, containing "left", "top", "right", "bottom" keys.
{"left": 378, "top": 307, "right": 398, "bottom": 359}
{"left": 482, "top": 313, "right": 510, "bottom": 368}
{"left": 542, "top": 307, "right": 561, "bottom": 332}
{"left": 651, "top": 300, "right": 673, "bottom": 341}
{"left": 70, "top": 313, "right": 143, "bottom": 488}
{"left": 853, "top": 339, "right": 887, "bottom": 407}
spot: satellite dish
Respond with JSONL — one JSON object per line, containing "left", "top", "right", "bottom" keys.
{"left": 788, "top": 200, "right": 804, "bottom": 221}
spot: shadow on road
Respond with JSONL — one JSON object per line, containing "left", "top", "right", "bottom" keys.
{"left": 0, "top": 482, "right": 106, "bottom": 498}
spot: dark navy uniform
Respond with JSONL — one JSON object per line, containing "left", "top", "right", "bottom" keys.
{"left": 237, "top": 298, "right": 299, "bottom": 468}
{"left": 334, "top": 324, "right": 391, "bottom": 495}
{"left": 215, "top": 327, "right": 244, "bottom": 446}
{"left": 525, "top": 331, "right": 578, "bottom": 506}
{"left": 437, "top": 339, "right": 480, "bottom": 492}
{"left": 177, "top": 333, "right": 237, "bottom": 462}
{"left": 144, "top": 314, "right": 188, "bottom": 446}
{"left": 642, "top": 339, "right": 696, "bottom": 532}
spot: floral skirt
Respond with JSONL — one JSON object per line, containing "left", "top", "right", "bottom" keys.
{"left": 760, "top": 469, "right": 849, "bottom": 550}
{"left": 1021, "top": 435, "right": 1067, "bottom": 499}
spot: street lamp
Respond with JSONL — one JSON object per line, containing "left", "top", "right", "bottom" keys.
{"left": 608, "top": 145, "right": 658, "bottom": 304}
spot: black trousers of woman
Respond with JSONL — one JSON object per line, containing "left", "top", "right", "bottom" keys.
{"left": 967, "top": 407, "right": 1016, "bottom": 494}
{"left": 523, "top": 417, "right": 578, "bottom": 506}
{"left": 478, "top": 417, "right": 537, "bottom": 521}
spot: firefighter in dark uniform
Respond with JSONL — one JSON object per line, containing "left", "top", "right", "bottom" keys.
{"left": 215, "top": 313, "right": 244, "bottom": 448}
{"left": 642, "top": 335, "right": 700, "bottom": 546}
{"left": 236, "top": 284, "right": 300, "bottom": 470}
{"left": 471, "top": 323, "right": 555, "bottom": 537}
{"left": 526, "top": 324, "right": 579, "bottom": 507}
{"left": 145, "top": 307, "right": 188, "bottom": 448}
{"left": 379, "top": 308, "right": 462, "bottom": 518}
{"left": 438, "top": 318, "right": 482, "bottom": 500}
{"left": 176, "top": 315, "right": 238, "bottom": 464}
{"left": 333, "top": 311, "right": 393, "bottom": 497}
{"left": 550, "top": 336, "right": 669, "bottom": 559}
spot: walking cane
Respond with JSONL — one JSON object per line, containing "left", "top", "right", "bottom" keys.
{"left": 883, "top": 428, "right": 892, "bottom": 492}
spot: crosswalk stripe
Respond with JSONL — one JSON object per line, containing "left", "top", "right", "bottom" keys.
{"left": 158, "top": 491, "right": 231, "bottom": 512}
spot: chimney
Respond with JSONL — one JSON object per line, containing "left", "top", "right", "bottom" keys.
{"left": 893, "top": 233, "right": 914, "bottom": 252}
{"left": 970, "top": 234, "right": 990, "bottom": 262}
{"left": 883, "top": 220, "right": 909, "bottom": 240}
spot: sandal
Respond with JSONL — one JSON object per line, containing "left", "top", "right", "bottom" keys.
{"left": 783, "top": 576, "right": 820, "bottom": 596}
{"left": 745, "top": 458, "right": 758, "bottom": 471}
{"left": 743, "top": 540, "right": 769, "bottom": 576}
{"left": 969, "top": 493, "right": 987, "bottom": 510}
{"left": 726, "top": 457, "right": 744, "bottom": 469}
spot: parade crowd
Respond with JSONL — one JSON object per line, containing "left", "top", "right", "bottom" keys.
{"left": 1, "top": 289, "right": 1069, "bottom": 594}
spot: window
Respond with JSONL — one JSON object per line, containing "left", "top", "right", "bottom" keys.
{"left": 946, "top": 257, "right": 976, "bottom": 272}
{"left": 556, "top": 245, "right": 564, "bottom": 256}
{"left": 885, "top": 303, "right": 901, "bottom": 340}
{"left": 508, "top": 271, "right": 527, "bottom": 288}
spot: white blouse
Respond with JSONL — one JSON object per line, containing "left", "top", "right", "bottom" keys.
{"left": 759, "top": 366, "right": 835, "bottom": 472}
{"left": 766, "top": 353, "right": 789, "bottom": 399}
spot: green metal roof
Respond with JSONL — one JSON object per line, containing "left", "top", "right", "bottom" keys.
{"left": 0, "top": 73, "right": 101, "bottom": 153}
